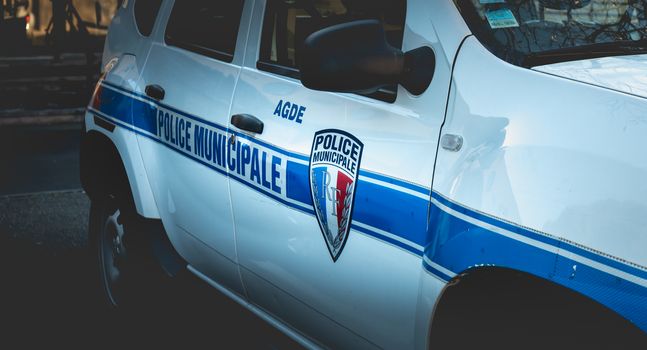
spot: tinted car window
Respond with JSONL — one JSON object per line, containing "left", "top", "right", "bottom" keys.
{"left": 455, "top": 0, "right": 647, "bottom": 67}
{"left": 259, "top": 0, "right": 406, "bottom": 102}
{"left": 165, "top": 0, "right": 245, "bottom": 62}
{"left": 134, "top": 0, "right": 163, "bottom": 37}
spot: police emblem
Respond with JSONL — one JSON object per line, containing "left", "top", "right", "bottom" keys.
{"left": 309, "top": 129, "right": 364, "bottom": 261}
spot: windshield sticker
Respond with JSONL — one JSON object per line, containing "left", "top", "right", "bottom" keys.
{"left": 486, "top": 8, "right": 519, "bottom": 29}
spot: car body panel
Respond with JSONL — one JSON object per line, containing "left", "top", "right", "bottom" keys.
{"left": 83, "top": 0, "right": 647, "bottom": 348}
{"left": 432, "top": 35, "right": 647, "bottom": 331}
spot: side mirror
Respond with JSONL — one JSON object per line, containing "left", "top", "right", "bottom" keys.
{"left": 299, "top": 19, "right": 435, "bottom": 96}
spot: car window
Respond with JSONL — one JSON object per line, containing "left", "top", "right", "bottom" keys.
{"left": 134, "top": 0, "right": 163, "bottom": 37}
{"left": 165, "top": 0, "right": 245, "bottom": 62}
{"left": 455, "top": 0, "right": 647, "bottom": 67}
{"left": 258, "top": 0, "right": 406, "bottom": 103}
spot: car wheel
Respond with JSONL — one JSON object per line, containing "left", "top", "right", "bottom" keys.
{"left": 90, "top": 194, "right": 154, "bottom": 309}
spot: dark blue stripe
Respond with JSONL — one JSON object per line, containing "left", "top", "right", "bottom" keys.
{"left": 431, "top": 192, "right": 647, "bottom": 281}
{"left": 353, "top": 180, "right": 429, "bottom": 247}
{"left": 352, "top": 224, "right": 423, "bottom": 256}
{"left": 93, "top": 83, "right": 647, "bottom": 332}
{"left": 424, "top": 205, "right": 558, "bottom": 281}
{"left": 553, "top": 255, "right": 647, "bottom": 333}
{"left": 95, "top": 93, "right": 430, "bottom": 249}
{"left": 92, "top": 110, "right": 316, "bottom": 216}
{"left": 359, "top": 170, "right": 431, "bottom": 196}
{"left": 286, "top": 161, "right": 312, "bottom": 206}
{"left": 424, "top": 200, "right": 647, "bottom": 333}
{"left": 422, "top": 260, "right": 452, "bottom": 282}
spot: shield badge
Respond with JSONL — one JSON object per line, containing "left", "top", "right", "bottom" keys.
{"left": 309, "top": 129, "right": 364, "bottom": 261}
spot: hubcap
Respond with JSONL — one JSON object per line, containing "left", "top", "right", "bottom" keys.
{"left": 100, "top": 208, "right": 127, "bottom": 306}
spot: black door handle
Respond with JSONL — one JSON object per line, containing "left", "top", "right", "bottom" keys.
{"left": 145, "top": 84, "right": 165, "bottom": 100}
{"left": 231, "top": 114, "right": 264, "bottom": 134}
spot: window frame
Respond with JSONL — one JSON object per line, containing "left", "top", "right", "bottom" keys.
{"left": 133, "top": 0, "right": 163, "bottom": 37}
{"left": 256, "top": 0, "right": 406, "bottom": 103}
{"left": 164, "top": 0, "right": 245, "bottom": 63}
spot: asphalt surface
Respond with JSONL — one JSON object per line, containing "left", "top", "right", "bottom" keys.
{"left": 0, "top": 123, "right": 302, "bottom": 348}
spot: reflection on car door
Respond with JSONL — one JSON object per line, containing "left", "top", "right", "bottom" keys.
{"left": 228, "top": 0, "right": 454, "bottom": 348}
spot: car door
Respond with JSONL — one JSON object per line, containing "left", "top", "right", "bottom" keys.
{"left": 228, "top": 0, "right": 454, "bottom": 348}
{"left": 135, "top": 0, "right": 251, "bottom": 295}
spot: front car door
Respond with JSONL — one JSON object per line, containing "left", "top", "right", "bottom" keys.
{"left": 228, "top": 0, "right": 456, "bottom": 347}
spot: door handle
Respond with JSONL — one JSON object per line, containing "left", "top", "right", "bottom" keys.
{"left": 231, "top": 114, "right": 264, "bottom": 134}
{"left": 145, "top": 84, "right": 165, "bottom": 101}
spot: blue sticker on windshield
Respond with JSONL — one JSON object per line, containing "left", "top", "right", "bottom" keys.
{"left": 486, "top": 8, "right": 519, "bottom": 29}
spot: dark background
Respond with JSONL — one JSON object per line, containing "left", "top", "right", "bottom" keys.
{"left": 1, "top": 1, "right": 646, "bottom": 349}
{"left": 0, "top": 1, "right": 301, "bottom": 347}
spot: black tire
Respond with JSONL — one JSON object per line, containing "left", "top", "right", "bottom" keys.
{"left": 89, "top": 194, "right": 161, "bottom": 309}
{"left": 429, "top": 270, "right": 647, "bottom": 350}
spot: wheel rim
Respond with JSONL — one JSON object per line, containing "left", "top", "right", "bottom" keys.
{"left": 99, "top": 208, "right": 127, "bottom": 307}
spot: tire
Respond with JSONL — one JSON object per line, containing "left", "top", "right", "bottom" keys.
{"left": 429, "top": 270, "right": 647, "bottom": 350}
{"left": 89, "top": 194, "right": 160, "bottom": 309}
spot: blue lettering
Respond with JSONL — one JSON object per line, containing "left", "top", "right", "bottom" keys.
{"left": 236, "top": 140, "right": 242, "bottom": 175}
{"left": 240, "top": 144, "right": 251, "bottom": 177}
{"left": 178, "top": 119, "right": 185, "bottom": 148}
{"left": 281, "top": 102, "right": 291, "bottom": 119}
{"left": 250, "top": 148, "right": 261, "bottom": 184}
{"left": 170, "top": 114, "right": 176, "bottom": 145}
{"left": 288, "top": 104, "right": 298, "bottom": 121}
{"left": 271, "top": 156, "right": 281, "bottom": 194}
{"left": 261, "top": 151, "right": 272, "bottom": 190}
{"left": 164, "top": 112, "right": 170, "bottom": 141}
{"left": 228, "top": 138, "right": 236, "bottom": 171}
{"left": 213, "top": 133, "right": 224, "bottom": 166}
{"left": 296, "top": 106, "right": 305, "bottom": 124}
{"left": 204, "top": 128, "right": 212, "bottom": 161}
{"left": 185, "top": 121, "right": 192, "bottom": 152}
{"left": 157, "top": 110, "right": 164, "bottom": 137}
{"left": 314, "top": 135, "right": 324, "bottom": 150}
{"left": 194, "top": 125, "right": 204, "bottom": 157}
{"left": 274, "top": 100, "right": 283, "bottom": 116}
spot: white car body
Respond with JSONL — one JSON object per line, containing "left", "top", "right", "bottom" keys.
{"left": 84, "top": 0, "right": 647, "bottom": 348}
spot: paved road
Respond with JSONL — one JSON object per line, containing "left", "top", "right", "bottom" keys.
{"left": 0, "top": 123, "right": 302, "bottom": 348}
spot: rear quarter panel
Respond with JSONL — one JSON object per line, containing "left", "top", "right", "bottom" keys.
{"left": 431, "top": 36, "right": 647, "bottom": 332}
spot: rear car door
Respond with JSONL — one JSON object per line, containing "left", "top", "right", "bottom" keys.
{"left": 135, "top": 0, "right": 250, "bottom": 294}
{"left": 228, "top": 0, "right": 454, "bottom": 348}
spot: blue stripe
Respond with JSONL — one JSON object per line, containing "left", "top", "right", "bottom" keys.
{"left": 91, "top": 110, "right": 316, "bottom": 216}
{"left": 554, "top": 255, "right": 647, "bottom": 331}
{"left": 353, "top": 180, "right": 429, "bottom": 247}
{"left": 422, "top": 260, "right": 452, "bottom": 282}
{"left": 352, "top": 224, "right": 423, "bottom": 256}
{"left": 359, "top": 170, "right": 431, "bottom": 196}
{"left": 286, "top": 161, "right": 312, "bottom": 205}
{"left": 98, "top": 85, "right": 430, "bottom": 248}
{"left": 92, "top": 83, "right": 647, "bottom": 333}
{"left": 431, "top": 192, "right": 647, "bottom": 281}
{"left": 425, "top": 204, "right": 558, "bottom": 280}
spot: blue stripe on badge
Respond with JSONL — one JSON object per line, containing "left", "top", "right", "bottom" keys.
{"left": 92, "top": 83, "right": 647, "bottom": 333}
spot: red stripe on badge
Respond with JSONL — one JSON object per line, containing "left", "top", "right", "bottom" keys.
{"left": 336, "top": 171, "right": 352, "bottom": 225}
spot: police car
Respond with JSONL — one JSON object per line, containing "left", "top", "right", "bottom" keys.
{"left": 81, "top": 0, "right": 647, "bottom": 348}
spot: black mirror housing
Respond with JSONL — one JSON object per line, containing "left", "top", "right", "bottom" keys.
{"left": 299, "top": 19, "right": 434, "bottom": 96}
{"left": 300, "top": 20, "right": 404, "bottom": 94}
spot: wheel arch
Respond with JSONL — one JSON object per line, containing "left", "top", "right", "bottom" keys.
{"left": 426, "top": 265, "right": 646, "bottom": 348}
{"left": 80, "top": 127, "right": 159, "bottom": 219}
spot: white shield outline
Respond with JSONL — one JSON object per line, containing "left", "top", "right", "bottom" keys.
{"left": 308, "top": 129, "right": 364, "bottom": 262}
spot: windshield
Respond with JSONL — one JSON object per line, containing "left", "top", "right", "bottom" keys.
{"left": 454, "top": 0, "right": 647, "bottom": 67}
